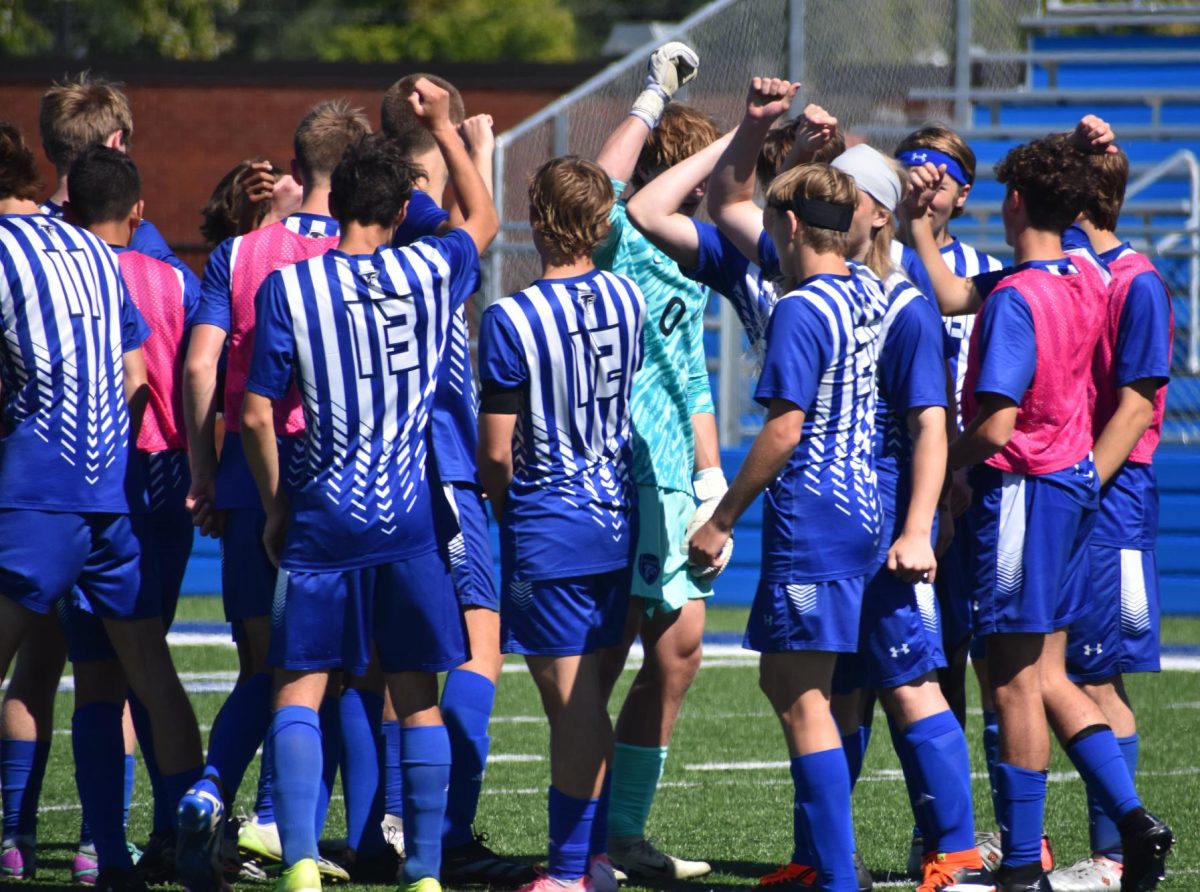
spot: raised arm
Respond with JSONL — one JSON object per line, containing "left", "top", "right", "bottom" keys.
{"left": 596, "top": 41, "right": 700, "bottom": 184}
{"left": 707, "top": 77, "right": 799, "bottom": 262}
{"left": 902, "top": 162, "right": 986, "bottom": 315}
{"left": 444, "top": 114, "right": 496, "bottom": 233}
{"left": 625, "top": 130, "right": 734, "bottom": 268}
{"left": 409, "top": 78, "right": 499, "bottom": 255}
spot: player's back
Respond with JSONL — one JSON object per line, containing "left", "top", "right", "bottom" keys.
{"left": 0, "top": 214, "right": 140, "bottom": 512}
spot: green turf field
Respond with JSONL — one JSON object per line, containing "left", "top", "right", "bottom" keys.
{"left": 12, "top": 603, "right": 1200, "bottom": 890}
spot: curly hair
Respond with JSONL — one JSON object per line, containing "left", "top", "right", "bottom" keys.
{"left": 895, "top": 124, "right": 976, "bottom": 218}
{"left": 631, "top": 103, "right": 720, "bottom": 189}
{"left": 329, "top": 134, "right": 422, "bottom": 228}
{"left": 994, "top": 134, "right": 1092, "bottom": 234}
{"left": 528, "top": 156, "right": 614, "bottom": 261}
{"left": 1083, "top": 147, "right": 1129, "bottom": 232}
{"left": 0, "top": 122, "right": 43, "bottom": 202}
{"left": 765, "top": 162, "right": 857, "bottom": 256}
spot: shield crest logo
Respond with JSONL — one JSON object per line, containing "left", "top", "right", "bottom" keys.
{"left": 638, "top": 553, "right": 661, "bottom": 584}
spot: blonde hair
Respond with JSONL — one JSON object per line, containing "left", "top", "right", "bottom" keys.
{"left": 39, "top": 73, "right": 133, "bottom": 173}
{"left": 862, "top": 158, "right": 908, "bottom": 279}
{"left": 529, "top": 156, "right": 614, "bottom": 260}
{"left": 765, "top": 162, "right": 857, "bottom": 256}
{"left": 294, "top": 99, "right": 372, "bottom": 185}
{"left": 631, "top": 103, "right": 720, "bottom": 188}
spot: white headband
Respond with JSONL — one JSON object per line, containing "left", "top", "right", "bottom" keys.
{"left": 832, "top": 144, "right": 902, "bottom": 213}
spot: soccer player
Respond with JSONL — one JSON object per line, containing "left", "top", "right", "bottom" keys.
{"left": 1046, "top": 149, "right": 1173, "bottom": 892}
{"left": 590, "top": 42, "right": 722, "bottom": 880}
{"left": 60, "top": 145, "right": 202, "bottom": 883}
{"left": 243, "top": 78, "right": 497, "bottom": 892}
{"left": 477, "top": 155, "right": 644, "bottom": 892}
{"left": 379, "top": 76, "right": 532, "bottom": 884}
{"left": 905, "top": 135, "right": 1174, "bottom": 892}
{"left": 689, "top": 145, "right": 888, "bottom": 890}
{"left": 179, "top": 100, "right": 370, "bottom": 890}
{"left": 0, "top": 121, "right": 206, "bottom": 892}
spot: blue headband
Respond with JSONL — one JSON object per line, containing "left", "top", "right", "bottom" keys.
{"left": 896, "top": 148, "right": 972, "bottom": 186}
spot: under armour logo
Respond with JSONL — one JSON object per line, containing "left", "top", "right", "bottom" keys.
{"left": 1084, "top": 643, "right": 1104, "bottom": 656}
{"left": 889, "top": 643, "right": 911, "bottom": 658}
{"left": 912, "top": 151, "right": 928, "bottom": 163}
{"left": 762, "top": 613, "right": 774, "bottom": 627}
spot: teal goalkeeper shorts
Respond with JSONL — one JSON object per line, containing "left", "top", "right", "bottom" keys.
{"left": 631, "top": 485, "right": 713, "bottom": 615}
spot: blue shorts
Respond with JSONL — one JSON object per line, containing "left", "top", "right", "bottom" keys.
{"left": 1067, "top": 546, "right": 1161, "bottom": 681}
{"left": 743, "top": 576, "right": 866, "bottom": 654}
{"left": 935, "top": 514, "right": 976, "bottom": 651}
{"left": 832, "top": 560, "right": 946, "bottom": 693}
{"left": 0, "top": 509, "right": 139, "bottom": 617}
{"left": 221, "top": 506, "right": 276, "bottom": 625}
{"left": 500, "top": 569, "right": 630, "bottom": 657}
{"left": 433, "top": 479, "right": 497, "bottom": 611}
{"left": 269, "top": 548, "right": 467, "bottom": 676}
{"left": 60, "top": 504, "right": 193, "bottom": 663}
{"left": 969, "top": 467, "right": 1096, "bottom": 636}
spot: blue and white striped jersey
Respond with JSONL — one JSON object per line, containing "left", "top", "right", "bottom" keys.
{"left": 0, "top": 214, "right": 149, "bottom": 513}
{"left": 478, "top": 269, "right": 645, "bottom": 581}
{"left": 754, "top": 269, "right": 888, "bottom": 582}
{"left": 937, "top": 239, "right": 1003, "bottom": 429}
{"left": 686, "top": 222, "right": 779, "bottom": 351}
{"left": 246, "top": 228, "right": 480, "bottom": 571}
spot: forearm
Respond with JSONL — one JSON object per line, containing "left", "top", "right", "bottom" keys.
{"left": 596, "top": 115, "right": 652, "bottom": 185}
{"left": 433, "top": 124, "right": 497, "bottom": 245}
{"left": 907, "top": 213, "right": 981, "bottom": 315}
{"left": 1093, "top": 401, "right": 1154, "bottom": 485}
{"left": 903, "top": 410, "right": 948, "bottom": 538}
{"left": 123, "top": 349, "right": 149, "bottom": 439}
{"left": 240, "top": 406, "right": 282, "bottom": 515}
{"left": 691, "top": 412, "right": 721, "bottom": 472}
{"left": 948, "top": 414, "right": 1007, "bottom": 471}
{"left": 477, "top": 456, "right": 512, "bottom": 520}
{"left": 184, "top": 360, "right": 219, "bottom": 482}
{"left": 710, "top": 417, "right": 796, "bottom": 531}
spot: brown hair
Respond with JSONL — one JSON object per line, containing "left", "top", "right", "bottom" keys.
{"left": 0, "top": 123, "right": 43, "bottom": 201}
{"left": 1084, "top": 148, "right": 1129, "bottom": 232}
{"left": 631, "top": 103, "right": 720, "bottom": 189}
{"left": 199, "top": 158, "right": 283, "bottom": 247}
{"left": 294, "top": 99, "right": 372, "bottom": 186}
{"left": 756, "top": 118, "right": 846, "bottom": 194}
{"left": 529, "top": 156, "right": 614, "bottom": 260}
{"left": 39, "top": 73, "right": 134, "bottom": 173}
{"left": 995, "top": 133, "right": 1092, "bottom": 234}
{"left": 380, "top": 74, "right": 466, "bottom": 156}
{"left": 895, "top": 124, "right": 976, "bottom": 218}
{"left": 765, "top": 162, "right": 857, "bottom": 256}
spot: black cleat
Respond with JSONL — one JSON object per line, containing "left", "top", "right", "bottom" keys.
{"left": 1119, "top": 807, "right": 1174, "bottom": 891}
{"left": 995, "top": 862, "right": 1051, "bottom": 892}
{"left": 134, "top": 831, "right": 177, "bottom": 886}
{"left": 348, "top": 848, "right": 402, "bottom": 884}
{"left": 442, "top": 832, "right": 538, "bottom": 888}
{"left": 95, "top": 869, "right": 149, "bottom": 892}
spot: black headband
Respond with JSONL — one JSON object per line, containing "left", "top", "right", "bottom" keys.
{"left": 768, "top": 194, "right": 854, "bottom": 232}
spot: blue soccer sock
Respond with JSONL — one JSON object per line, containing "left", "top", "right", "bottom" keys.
{"left": 996, "top": 763, "right": 1046, "bottom": 868}
{"left": 902, "top": 711, "right": 975, "bottom": 854}
{"left": 1089, "top": 734, "right": 1140, "bottom": 861}
{"left": 887, "top": 715, "right": 932, "bottom": 847}
{"left": 400, "top": 725, "right": 451, "bottom": 883}
{"left": 791, "top": 749, "right": 857, "bottom": 890}
{"left": 441, "top": 670, "right": 495, "bottom": 848}
{"left": 608, "top": 743, "right": 668, "bottom": 841}
{"left": 129, "top": 692, "right": 172, "bottom": 836}
{"left": 123, "top": 754, "right": 135, "bottom": 831}
{"left": 204, "top": 672, "right": 273, "bottom": 805}
{"left": 1067, "top": 726, "right": 1141, "bottom": 835}
{"left": 589, "top": 771, "right": 612, "bottom": 859}
{"left": 162, "top": 767, "right": 203, "bottom": 833}
{"left": 339, "top": 688, "right": 385, "bottom": 857}
{"left": 841, "top": 725, "right": 871, "bottom": 790}
{"left": 73, "top": 703, "right": 133, "bottom": 871}
{"left": 382, "top": 719, "right": 402, "bottom": 816}
{"left": 982, "top": 710, "right": 1001, "bottom": 823}
{"left": 254, "top": 732, "right": 275, "bottom": 825}
{"left": 270, "top": 705, "right": 323, "bottom": 867}
{"left": 2, "top": 738, "right": 51, "bottom": 842}
{"left": 315, "top": 696, "right": 341, "bottom": 840}
{"left": 547, "top": 786, "right": 596, "bottom": 882}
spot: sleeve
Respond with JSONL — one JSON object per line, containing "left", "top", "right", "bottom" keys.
{"left": 758, "top": 229, "right": 781, "bottom": 278}
{"left": 971, "top": 267, "right": 1010, "bottom": 301}
{"left": 181, "top": 268, "right": 203, "bottom": 330}
{"left": 393, "top": 189, "right": 451, "bottom": 247}
{"left": 477, "top": 304, "right": 528, "bottom": 393}
{"left": 1115, "top": 271, "right": 1173, "bottom": 387}
{"left": 899, "top": 245, "right": 937, "bottom": 304}
{"left": 878, "top": 297, "right": 950, "bottom": 413}
{"left": 1062, "top": 223, "right": 1090, "bottom": 254}
{"left": 592, "top": 176, "right": 630, "bottom": 271}
{"left": 244, "top": 273, "right": 296, "bottom": 400}
{"left": 683, "top": 219, "right": 745, "bottom": 295}
{"left": 418, "top": 228, "right": 480, "bottom": 312}
{"left": 119, "top": 281, "right": 151, "bottom": 351}
{"left": 685, "top": 289, "right": 715, "bottom": 415}
{"left": 130, "top": 219, "right": 201, "bottom": 291}
{"left": 973, "top": 286, "right": 1037, "bottom": 402}
{"left": 754, "top": 297, "right": 828, "bottom": 410}
{"left": 191, "top": 239, "right": 234, "bottom": 331}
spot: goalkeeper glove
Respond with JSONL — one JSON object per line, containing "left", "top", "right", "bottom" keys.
{"left": 684, "top": 466, "right": 732, "bottom": 579}
{"left": 630, "top": 41, "right": 700, "bottom": 129}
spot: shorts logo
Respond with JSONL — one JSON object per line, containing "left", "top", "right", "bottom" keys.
{"left": 889, "top": 642, "right": 911, "bottom": 658}
{"left": 638, "top": 553, "right": 661, "bottom": 584}
{"left": 1083, "top": 642, "right": 1103, "bottom": 657}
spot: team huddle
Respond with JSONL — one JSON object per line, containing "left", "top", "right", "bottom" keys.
{"left": 0, "top": 37, "right": 1178, "bottom": 892}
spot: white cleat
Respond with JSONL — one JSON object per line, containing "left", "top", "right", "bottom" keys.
{"left": 1047, "top": 856, "right": 1122, "bottom": 891}
{"left": 608, "top": 837, "right": 711, "bottom": 880}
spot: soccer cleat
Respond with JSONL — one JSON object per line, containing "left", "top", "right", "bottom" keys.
{"left": 1046, "top": 856, "right": 1122, "bottom": 891}
{"left": 756, "top": 862, "right": 819, "bottom": 888}
{"left": 175, "top": 782, "right": 227, "bottom": 892}
{"left": 979, "top": 833, "right": 1055, "bottom": 874}
{"left": 589, "top": 855, "right": 619, "bottom": 892}
{"left": 1117, "top": 808, "right": 1173, "bottom": 892}
{"left": 442, "top": 832, "right": 537, "bottom": 887}
{"left": 917, "top": 850, "right": 994, "bottom": 891}
{"left": 0, "top": 838, "right": 36, "bottom": 880}
{"left": 93, "top": 869, "right": 149, "bottom": 892}
{"left": 347, "top": 848, "right": 401, "bottom": 884}
{"left": 381, "top": 814, "right": 406, "bottom": 859}
{"left": 399, "top": 879, "right": 443, "bottom": 892}
{"left": 134, "top": 831, "right": 177, "bottom": 886}
{"left": 238, "top": 814, "right": 283, "bottom": 867}
{"left": 515, "top": 870, "right": 590, "bottom": 892}
{"left": 274, "top": 858, "right": 322, "bottom": 892}
{"left": 995, "top": 863, "right": 1051, "bottom": 892}
{"left": 908, "top": 833, "right": 927, "bottom": 880}
{"left": 73, "top": 844, "right": 100, "bottom": 885}
{"left": 608, "top": 836, "right": 711, "bottom": 880}
{"left": 853, "top": 849, "right": 873, "bottom": 891}
{"left": 315, "top": 858, "right": 351, "bottom": 884}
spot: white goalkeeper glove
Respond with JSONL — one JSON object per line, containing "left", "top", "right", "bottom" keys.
{"left": 684, "top": 466, "right": 732, "bottom": 579}
{"left": 630, "top": 41, "right": 700, "bottom": 129}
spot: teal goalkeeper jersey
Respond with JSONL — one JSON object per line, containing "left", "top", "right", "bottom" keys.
{"left": 594, "top": 177, "right": 715, "bottom": 494}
